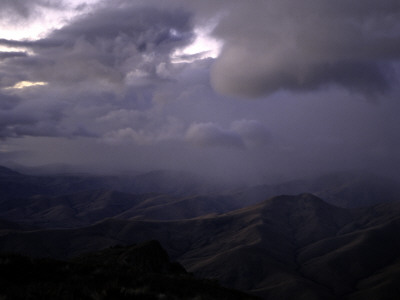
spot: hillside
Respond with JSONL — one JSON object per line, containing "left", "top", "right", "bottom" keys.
{"left": 0, "top": 189, "right": 241, "bottom": 228}
{"left": 0, "top": 166, "right": 221, "bottom": 199}
{"left": 0, "top": 240, "right": 256, "bottom": 300}
{"left": 1, "top": 166, "right": 400, "bottom": 299}
{"left": 1, "top": 194, "right": 400, "bottom": 299}
{"left": 311, "top": 172, "right": 400, "bottom": 208}
{"left": 2, "top": 166, "right": 400, "bottom": 230}
{"left": 0, "top": 166, "right": 239, "bottom": 227}
{"left": 230, "top": 172, "right": 400, "bottom": 209}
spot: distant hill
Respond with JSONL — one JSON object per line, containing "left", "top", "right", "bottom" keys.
{"left": 230, "top": 171, "right": 400, "bottom": 208}
{"left": 0, "top": 166, "right": 237, "bottom": 227}
{"left": 1, "top": 194, "right": 400, "bottom": 299}
{"left": 0, "top": 240, "right": 257, "bottom": 300}
{"left": 0, "top": 166, "right": 22, "bottom": 177}
{"left": 0, "top": 165, "right": 220, "bottom": 198}
{"left": 0, "top": 189, "right": 243, "bottom": 228}
{"left": 1, "top": 166, "right": 400, "bottom": 229}
{"left": 311, "top": 172, "right": 400, "bottom": 208}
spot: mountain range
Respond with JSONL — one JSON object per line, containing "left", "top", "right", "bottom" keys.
{"left": 0, "top": 165, "right": 400, "bottom": 299}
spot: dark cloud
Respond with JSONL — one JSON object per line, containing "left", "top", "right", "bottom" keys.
{"left": 50, "top": 6, "right": 192, "bottom": 47}
{"left": 0, "top": 51, "right": 28, "bottom": 60}
{"left": 0, "top": 99, "right": 61, "bottom": 139}
{"left": 0, "top": 39, "right": 61, "bottom": 49}
{"left": 0, "top": 0, "right": 399, "bottom": 183}
{"left": 0, "top": 0, "right": 64, "bottom": 20}
{"left": 0, "top": 4, "right": 195, "bottom": 139}
{"left": 1, "top": 6, "right": 194, "bottom": 89}
{"left": 0, "top": 88, "right": 95, "bottom": 139}
{"left": 209, "top": 0, "right": 400, "bottom": 98}
{"left": 0, "top": 93, "right": 21, "bottom": 110}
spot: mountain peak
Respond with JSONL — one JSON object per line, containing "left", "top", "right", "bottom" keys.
{"left": 261, "top": 193, "right": 331, "bottom": 210}
{"left": 257, "top": 193, "right": 353, "bottom": 246}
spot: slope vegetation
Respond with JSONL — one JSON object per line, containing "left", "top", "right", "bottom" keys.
{"left": 0, "top": 240, "right": 256, "bottom": 299}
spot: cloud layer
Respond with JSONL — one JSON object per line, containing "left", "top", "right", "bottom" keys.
{"left": 1, "top": 0, "right": 400, "bottom": 183}
{"left": 209, "top": 0, "right": 400, "bottom": 98}
{"left": 0, "top": 0, "right": 63, "bottom": 19}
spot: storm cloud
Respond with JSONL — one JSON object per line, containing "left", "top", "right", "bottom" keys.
{"left": 207, "top": 0, "right": 400, "bottom": 98}
{"left": 1, "top": 0, "right": 400, "bottom": 183}
{"left": 186, "top": 122, "right": 244, "bottom": 149}
{"left": 1, "top": 5, "right": 194, "bottom": 87}
{"left": 0, "top": 4, "right": 195, "bottom": 138}
{"left": 0, "top": 51, "right": 28, "bottom": 60}
{"left": 0, "top": 0, "right": 63, "bottom": 19}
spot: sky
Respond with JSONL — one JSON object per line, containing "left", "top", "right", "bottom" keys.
{"left": 0, "top": 0, "right": 399, "bottom": 183}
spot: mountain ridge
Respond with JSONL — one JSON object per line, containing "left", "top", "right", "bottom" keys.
{"left": 0, "top": 240, "right": 257, "bottom": 299}
{"left": 2, "top": 193, "right": 399, "bottom": 298}
{"left": 1, "top": 166, "right": 400, "bottom": 299}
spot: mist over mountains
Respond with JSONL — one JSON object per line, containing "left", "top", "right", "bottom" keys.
{"left": 1, "top": 165, "right": 400, "bottom": 299}
{"left": 1, "top": 165, "right": 400, "bottom": 228}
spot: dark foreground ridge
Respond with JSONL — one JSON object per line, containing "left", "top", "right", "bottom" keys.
{"left": 0, "top": 240, "right": 257, "bottom": 300}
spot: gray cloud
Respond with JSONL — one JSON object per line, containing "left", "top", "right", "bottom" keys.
{"left": 0, "top": 4, "right": 195, "bottom": 139}
{"left": 0, "top": 0, "right": 64, "bottom": 20}
{"left": 185, "top": 119, "right": 271, "bottom": 150}
{"left": 3, "top": 6, "right": 193, "bottom": 89}
{"left": 0, "top": 100, "right": 62, "bottom": 139}
{"left": 186, "top": 122, "right": 244, "bottom": 149}
{"left": 0, "top": 51, "right": 28, "bottom": 60}
{"left": 0, "top": 87, "right": 96, "bottom": 139}
{"left": 231, "top": 120, "right": 271, "bottom": 148}
{"left": 185, "top": 119, "right": 272, "bottom": 150}
{"left": 0, "top": 93, "right": 21, "bottom": 110}
{"left": 100, "top": 109, "right": 184, "bottom": 145}
{"left": 0, "top": 38, "right": 61, "bottom": 49}
{"left": 0, "top": 0, "right": 399, "bottom": 184}
{"left": 208, "top": 0, "right": 400, "bottom": 98}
